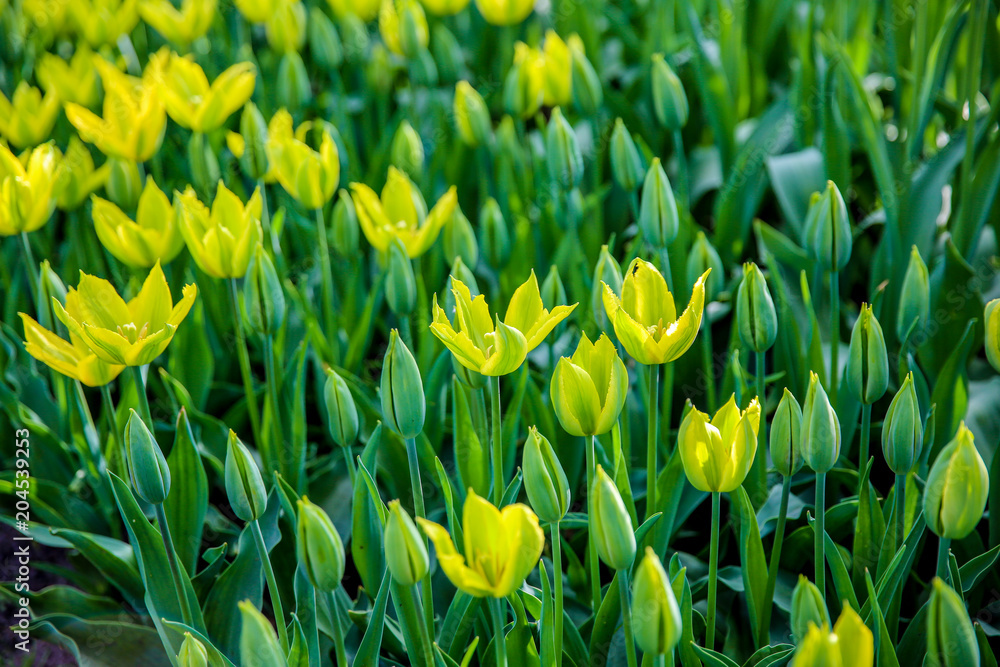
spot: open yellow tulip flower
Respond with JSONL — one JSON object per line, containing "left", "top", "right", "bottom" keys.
{"left": 175, "top": 181, "right": 263, "bottom": 279}
{"left": 67, "top": 0, "right": 139, "bottom": 48}
{"left": 52, "top": 262, "right": 197, "bottom": 367}
{"left": 416, "top": 490, "right": 544, "bottom": 598}
{"left": 139, "top": 0, "right": 217, "bottom": 45}
{"left": 65, "top": 57, "right": 167, "bottom": 163}
{"left": 149, "top": 49, "right": 256, "bottom": 133}
{"left": 20, "top": 307, "right": 125, "bottom": 387}
{"left": 431, "top": 271, "right": 577, "bottom": 376}
{"left": 475, "top": 0, "right": 533, "bottom": 26}
{"left": 350, "top": 166, "right": 458, "bottom": 258}
{"left": 602, "top": 258, "right": 709, "bottom": 366}
{"left": 93, "top": 179, "right": 184, "bottom": 268}
{"left": 678, "top": 395, "right": 761, "bottom": 493}
{"left": 266, "top": 109, "right": 340, "bottom": 210}
{"left": 420, "top": 0, "right": 469, "bottom": 16}
{"left": 791, "top": 605, "right": 874, "bottom": 667}
{"left": 0, "top": 142, "right": 62, "bottom": 236}
{"left": 0, "top": 82, "right": 61, "bottom": 149}
{"left": 37, "top": 46, "right": 101, "bottom": 110}
{"left": 550, "top": 332, "right": 628, "bottom": 436}
{"left": 326, "top": 0, "right": 380, "bottom": 21}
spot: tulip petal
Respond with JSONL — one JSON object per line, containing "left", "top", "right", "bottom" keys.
{"left": 505, "top": 270, "right": 544, "bottom": 336}
{"left": 350, "top": 183, "right": 392, "bottom": 252}
{"left": 416, "top": 517, "right": 495, "bottom": 597}
{"left": 74, "top": 273, "right": 132, "bottom": 330}
{"left": 79, "top": 323, "right": 130, "bottom": 365}
{"left": 552, "top": 358, "right": 602, "bottom": 436}
{"left": 832, "top": 606, "right": 873, "bottom": 667}
{"left": 653, "top": 269, "right": 709, "bottom": 363}
{"left": 128, "top": 262, "right": 173, "bottom": 332}
{"left": 480, "top": 319, "right": 527, "bottom": 376}
{"left": 494, "top": 503, "right": 545, "bottom": 597}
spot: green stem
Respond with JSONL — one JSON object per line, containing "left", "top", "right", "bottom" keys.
{"left": 252, "top": 519, "right": 289, "bottom": 652}
{"left": 759, "top": 475, "right": 791, "bottom": 647}
{"left": 491, "top": 375, "right": 504, "bottom": 505}
{"left": 258, "top": 180, "right": 280, "bottom": 258}
{"left": 859, "top": 403, "right": 872, "bottom": 483}
{"left": 936, "top": 537, "right": 952, "bottom": 580}
{"left": 490, "top": 596, "right": 508, "bottom": 667}
{"left": 227, "top": 279, "right": 263, "bottom": 449}
{"left": 154, "top": 503, "right": 194, "bottom": 627}
{"left": 707, "top": 491, "right": 720, "bottom": 649}
{"left": 405, "top": 436, "right": 434, "bottom": 639}
{"left": 647, "top": 366, "right": 659, "bottom": 519}
{"left": 815, "top": 472, "right": 827, "bottom": 600}
{"left": 100, "top": 383, "right": 119, "bottom": 458}
{"left": 263, "top": 334, "right": 286, "bottom": 486}
{"left": 894, "top": 473, "right": 906, "bottom": 553}
{"left": 328, "top": 590, "right": 348, "bottom": 667}
{"left": 750, "top": 349, "right": 767, "bottom": 504}
{"left": 672, "top": 129, "right": 689, "bottom": 212}
{"left": 618, "top": 569, "right": 638, "bottom": 667}
{"left": 315, "top": 206, "right": 336, "bottom": 340}
{"left": 551, "top": 522, "right": 564, "bottom": 667}
{"left": 20, "top": 232, "right": 39, "bottom": 311}
{"left": 829, "top": 270, "right": 839, "bottom": 407}
{"left": 342, "top": 445, "right": 356, "bottom": 485}
{"left": 130, "top": 365, "right": 153, "bottom": 428}
{"left": 701, "top": 319, "right": 717, "bottom": 413}
{"left": 586, "top": 434, "right": 602, "bottom": 610}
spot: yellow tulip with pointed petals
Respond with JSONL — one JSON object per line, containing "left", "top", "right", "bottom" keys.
{"left": 0, "top": 82, "right": 61, "bottom": 149}
{"left": 475, "top": 0, "right": 532, "bottom": 26}
{"left": 57, "top": 137, "right": 111, "bottom": 211}
{"left": 52, "top": 262, "right": 197, "bottom": 367}
{"left": 139, "top": 0, "right": 217, "bottom": 45}
{"left": 416, "top": 490, "right": 544, "bottom": 598}
{"left": 175, "top": 181, "right": 263, "bottom": 279}
{"left": 93, "top": 179, "right": 184, "bottom": 268}
{"left": 37, "top": 46, "right": 101, "bottom": 110}
{"left": 602, "top": 258, "right": 709, "bottom": 365}
{"left": 430, "top": 271, "right": 577, "bottom": 376}
{"left": 0, "top": 142, "right": 62, "bottom": 236}
{"left": 265, "top": 109, "right": 340, "bottom": 210}
{"left": 791, "top": 605, "right": 874, "bottom": 667}
{"left": 150, "top": 50, "right": 257, "bottom": 133}
{"left": 678, "top": 395, "right": 761, "bottom": 493}
{"left": 550, "top": 332, "right": 628, "bottom": 437}
{"left": 350, "top": 167, "right": 457, "bottom": 258}
{"left": 67, "top": 0, "right": 139, "bottom": 48}
{"left": 19, "top": 309, "right": 125, "bottom": 387}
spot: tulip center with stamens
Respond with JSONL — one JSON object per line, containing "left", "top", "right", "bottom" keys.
{"left": 117, "top": 321, "right": 150, "bottom": 344}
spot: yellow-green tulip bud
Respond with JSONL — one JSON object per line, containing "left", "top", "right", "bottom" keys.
{"left": 331, "top": 190, "right": 360, "bottom": 256}
{"left": 651, "top": 54, "right": 688, "bottom": 130}
{"left": 385, "top": 500, "right": 428, "bottom": 586}
{"left": 590, "top": 465, "right": 636, "bottom": 570}
{"left": 296, "top": 497, "right": 346, "bottom": 592}
{"left": 881, "top": 373, "right": 922, "bottom": 474}
{"left": 771, "top": 388, "right": 803, "bottom": 477}
{"left": 678, "top": 395, "right": 761, "bottom": 493}
{"left": 474, "top": 0, "right": 533, "bottom": 26}
{"left": 327, "top": 0, "right": 379, "bottom": 21}
{"left": 639, "top": 158, "right": 679, "bottom": 248}
{"left": 243, "top": 245, "right": 285, "bottom": 335}
{"left": 177, "top": 632, "right": 208, "bottom": 667}
{"left": 791, "top": 575, "right": 830, "bottom": 642}
{"left": 736, "top": 262, "right": 777, "bottom": 353}
{"left": 266, "top": 0, "right": 306, "bottom": 52}
{"left": 106, "top": 158, "right": 143, "bottom": 212}
{"left": 610, "top": 118, "right": 645, "bottom": 192}
{"left": 687, "top": 231, "right": 724, "bottom": 301}
{"left": 504, "top": 43, "right": 545, "bottom": 118}
{"left": 803, "top": 181, "right": 852, "bottom": 271}
{"left": 986, "top": 298, "right": 1000, "bottom": 373}
{"left": 541, "top": 264, "right": 567, "bottom": 314}
{"left": 847, "top": 304, "right": 888, "bottom": 404}
{"left": 390, "top": 120, "right": 425, "bottom": 181}
{"left": 927, "top": 578, "right": 980, "bottom": 667}
{"left": 309, "top": 7, "right": 343, "bottom": 70}
{"left": 431, "top": 24, "right": 462, "bottom": 81}
{"left": 443, "top": 205, "right": 478, "bottom": 268}
{"left": 591, "top": 244, "right": 622, "bottom": 332}
{"left": 380, "top": 0, "right": 429, "bottom": 58}
{"left": 124, "top": 409, "right": 170, "bottom": 504}
{"left": 546, "top": 107, "right": 583, "bottom": 189}
{"left": 551, "top": 333, "right": 628, "bottom": 437}
{"left": 381, "top": 329, "right": 425, "bottom": 439}
{"left": 225, "top": 430, "right": 267, "bottom": 522}
{"left": 569, "top": 35, "right": 602, "bottom": 116}
{"left": 238, "top": 601, "right": 285, "bottom": 666}
{"left": 324, "top": 367, "right": 359, "bottom": 447}
{"left": 523, "top": 426, "right": 570, "bottom": 524}
{"left": 238, "top": 102, "right": 270, "bottom": 181}
{"left": 366, "top": 44, "right": 396, "bottom": 94}
{"left": 924, "top": 423, "right": 988, "bottom": 539}
{"left": 897, "top": 245, "right": 930, "bottom": 340}
{"left": 790, "top": 605, "right": 874, "bottom": 667}
{"left": 478, "top": 197, "right": 510, "bottom": 269}
{"left": 800, "top": 371, "right": 841, "bottom": 474}
{"left": 276, "top": 51, "right": 312, "bottom": 112}
{"left": 454, "top": 81, "right": 492, "bottom": 147}
{"left": 631, "top": 547, "right": 682, "bottom": 656}
{"left": 386, "top": 238, "right": 417, "bottom": 315}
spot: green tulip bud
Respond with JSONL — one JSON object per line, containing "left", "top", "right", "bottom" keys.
{"left": 187, "top": 131, "right": 220, "bottom": 200}
{"left": 454, "top": 81, "right": 492, "bottom": 147}
{"left": 324, "top": 367, "right": 358, "bottom": 447}
{"left": 296, "top": 496, "right": 346, "bottom": 592}
{"left": 541, "top": 264, "right": 567, "bottom": 313}
{"left": 881, "top": 373, "right": 922, "bottom": 475}
{"left": 592, "top": 244, "right": 623, "bottom": 332}
{"left": 177, "top": 632, "right": 208, "bottom": 667}
{"left": 803, "top": 181, "right": 852, "bottom": 271}
{"left": 590, "top": 465, "right": 636, "bottom": 570}
{"left": 736, "top": 262, "right": 777, "bottom": 353}
{"left": 770, "top": 388, "right": 803, "bottom": 477}
{"left": 897, "top": 245, "right": 930, "bottom": 340}
{"left": 651, "top": 53, "right": 688, "bottom": 130}
{"left": 309, "top": 7, "right": 342, "bottom": 70}
{"left": 266, "top": 0, "right": 306, "bottom": 52}
{"left": 985, "top": 298, "right": 1000, "bottom": 372}
{"left": 276, "top": 51, "right": 311, "bottom": 112}
{"left": 432, "top": 24, "right": 462, "bottom": 82}
{"left": 384, "top": 500, "right": 428, "bottom": 586}
{"left": 639, "top": 158, "right": 679, "bottom": 248}
{"left": 381, "top": 329, "right": 425, "bottom": 439}
{"left": 238, "top": 600, "right": 285, "bottom": 666}
{"left": 106, "top": 157, "right": 142, "bottom": 212}
{"left": 569, "top": 36, "right": 602, "bottom": 116}
{"left": 331, "top": 189, "right": 359, "bottom": 256}
{"left": 610, "top": 118, "right": 645, "bottom": 192}
{"left": 238, "top": 102, "right": 269, "bottom": 181}
{"left": 443, "top": 204, "right": 478, "bottom": 268}
{"left": 366, "top": 45, "right": 396, "bottom": 96}
{"left": 631, "top": 547, "right": 682, "bottom": 656}
{"left": 924, "top": 423, "right": 988, "bottom": 539}
{"left": 124, "top": 409, "right": 170, "bottom": 504}
{"left": 522, "top": 427, "right": 570, "bottom": 524}
{"left": 846, "top": 303, "right": 888, "bottom": 404}
{"left": 791, "top": 575, "right": 830, "bottom": 642}
{"left": 225, "top": 430, "right": 267, "bottom": 522}
{"left": 927, "top": 577, "right": 980, "bottom": 667}
{"left": 546, "top": 107, "right": 583, "bottom": 190}
{"left": 339, "top": 13, "right": 369, "bottom": 61}
{"left": 390, "top": 120, "right": 424, "bottom": 181}
{"left": 687, "top": 231, "right": 724, "bottom": 301}
{"left": 503, "top": 49, "right": 544, "bottom": 119}
{"left": 243, "top": 245, "right": 285, "bottom": 335}
{"left": 800, "top": 371, "right": 841, "bottom": 473}
{"left": 478, "top": 197, "right": 510, "bottom": 269}
{"left": 386, "top": 238, "right": 417, "bottom": 316}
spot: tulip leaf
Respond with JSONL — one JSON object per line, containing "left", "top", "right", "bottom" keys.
{"left": 926, "top": 316, "right": 976, "bottom": 459}
{"left": 650, "top": 445, "right": 692, "bottom": 554}
{"left": 947, "top": 551, "right": 964, "bottom": 601}
{"left": 741, "top": 644, "right": 795, "bottom": 667}
{"left": 588, "top": 570, "right": 621, "bottom": 667}
{"left": 453, "top": 377, "right": 489, "bottom": 498}
{"left": 29, "top": 614, "right": 173, "bottom": 667}
{"left": 440, "top": 592, "right": 481, "bottom": 661}
{"left": 863, "top": 513, "right": 926, "bottom": 625}
{"left": 765, "top": 148, "right": 826, "bottom": 237}
{"left": 958, "top": 543, "right": 1000, "bottom": 592}
{"left": 357, "top": 458, "right": 389, "bottom": 526}
{"left": 690, "top": 644, "right": 740, "bottom": 667}
{"left": 853, "top": 458, "right": 886, "bottom": 600}
{"left": 435, "top": 455, "right": 464, "bottom": 548}
{"left": 863, "top": 569, "right": 900, "bottom": 667}
{"left": 500, "top": 468, "right": 524, "bottom": 507}
{"left": 805, "top": 511, "right": 860, "bottom": 612}
{"left": 355, "top": 569, "right": 392, "bottom": 667}
{"left": 46, "top": 526, "right": 146, "bottom": 611}
{"left": 668, "top": 557, "right": 702, "bottom": 667}
{"left": 164, "top": 408, "right": 208, "bottom": 575}
{"left": 285, "top": 615, "right": 310, "bottom": 667}
{"left": 976, "top": 622, "right": 999, "bottom": 667}
{"left": 633, "top": 511, "right": 662, "bottom": 545}
{"left": 733, "top": 485, "right": 768, "bottom": 646}
{"left": 352, "top": 461, "right": 386, "bottom": 594}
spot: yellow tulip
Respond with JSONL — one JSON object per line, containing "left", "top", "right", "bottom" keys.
{"left": 505, "top": 42, "right": 546, "bottom": 118}
{"left": 265, "top": 109, "right": 340, "bottom": 210}
{"left": 431, "top": 271, "right": 577, "bottom": 376}
{"left": 678, "top": 395, "right": 761, "bottom": 493}
{"left": 20, "top": 309, "right": 125, "bottom": 387}
{"left": 420, "top": 0, "right": 469, "bottom": 16}
{"left": 175, "top": 181, "right": 263, "bottom": 279}
{"left": 22, "top": 0, "right": 70, "bottom": 40}
{"left": 57, "top": 137, "right": 111, "bottom": 210}
{"left": 326, "top": 0, "right": 379, "bottom": 21}
{"left": 602, "top": 258, "right": 709, "bottom": 366}
{"left": 265, "top": 0, "right": 306, "bottom": 53}
{"left": 550, "top": 332, "right": 628, "bottom": 436}
{"left": 65, "top": 57, "right": 166, "bottom": 162}
{"left": 416, "top": 489, "right": 544, "bottom": 598}
{"left": 150, "top": 49, "right": 256, "bottom": 133}
{"left": 67, "top": 0, "right": 139, "bottom": 47}
{"left": 0, "top": 142, "right": 62, "bottom": 236}
{"left": 93, "top": 179, "right": 184, "bottom": 268}
{"left": 234, "top": 0, "right": 279, "bottom": 23}
{"left": 37, "top": 46, "right": 101, "bottom": 109}
{"left": 350, "top": 167, "right": 457, "bottom": 258}
{"left": 379, "top": 0, "right": 429, "bottom": 57}
{"left": 475, "top": 0, "right": 532, "bottom": 26}
{"left": 0, "top": 82, "right": 61, "bottom": 149}
{"left": 139, "top": 0, "right": 217, "bottom": 45}
{"left": 52, "top": 262, "right": 197, "bottom": 366}
{"left": 791, "top": 605, "right": 874, "bottom": 667}
{"left": 986, "top": 298, "right": 1000, "bottom": 373}
{"left": 542, "top": 30, "right": 571, "bottom": 107}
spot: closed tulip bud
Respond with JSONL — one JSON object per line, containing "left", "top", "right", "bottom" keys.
{"left": 443, "top": 205, "right": 478, "bottom": 268}
{"left": 791, "top": 605, "right": 874, "bottom": 667}
{"left": 243, "top": 245, "right": 285, "bottom": 335}
{"left": 225, "top": 430, "right": 267, "bottom": 522}
{"left": 924, "top": 423, "right": 988, "bottom": 539}
{"left": 475, "top": 0, "right": 532, "bottom": 25}
{"left": 523, "top": 427, "right": 570, "bottom": 524}
{"left": 590, "top": 465, "right": 636, "bottom": 570}
{"left": 736, "top": 262, "right": 777, "bottom": 353}
{"left": 385, "top": 500, "right": 428, "bottom": 586}
{"left": 631, "top": 547, "right": 682, "bottom": 656}
{"left": 106, "top": 158, "right": 143, "bottom": 212}
{"left": 986, "top": 299, "right": 1000, "bottom": 373}
{"left": 276, "top": 51, "right": 312, "bottom": 111}
{"left": 309, "top": 8, "right": 343, "bottom": 70}
{"left": 478, "top": 198, "right": 510, "bottom": 269}
{"left": 803, "top": 181, "right": 852, "bottom": 271}
{"left": 927, "top": 578, "right": 980, "bottom": 667}
{"left": 233, "top": 103, "right": 268, "bottom": 181}
{"left": 679, "top": 395, "right": 760, "bottom": 493}
{"left": 380, "top": 0, "right": 429, "bottom": 58}
{"left": 568, "top": 35, "right": 602, "bottom": 116}
{"left": 324, "top": 367, "right": 359, "bottom": 447}
{"left": 331, "top": 190, "right": 359, "bottom": 256}
{"left": 266, "top": 0, "right": 306, "bottom": 52}
{"left": 591, "top": 245, "right": 623, "bottom": 332}
{"left": 610, "top": 118, "right": 645, "bottom": 192}
{"left": 847, "top": 304, "right": 888, "bottom": 404}
{"left": 327, "top": 0, "right": 379, "bottom": 21}
{"left": 897, "top": 246, "right": 930, "bottom": 340}
{"left": 639, "top": 158, "right": 679, "bottom": 248}
{"left": 552, "top": 333, "right": 628, "bottom": 437}
{"left": 771, "top": 388, "right": 803, "bottom": 477}
{"left": 454, "top": 81, "right": 492, "bottom": 147}
{"left": 177, "top": 633, "right": 208, "bottom": 667}
{"left": 367, "top": 45, "right": 396, "bottom": 95}
{"left": 431, "top": 24, "right": 462, "bottom": 81}
{"left": 687, "top": 231, "right": 724, "bottom": 301}
{"left": 651, "top": 54, "right": 688, "bottom": 130}
{"left": 386, "top": 238, "right": 417, "bottom": 315}
{"left": 791, "top": 575, "right": 830, "bottom": 642}
{"left": 296, "top": 497, "right": 346, "bottom": 592}
{"left": 266, "top": 112, "right": 341, "bottom": 210}
{"left": 390, "top": 120, "right": 425, "bottom": 180}
{"left": 381, "top": 329, "right": 425, "bottom": 438}
{"left": 546, "top": 107, "right": 583, "bottom": 189}
{"left": 800, "top": 372, "right": 841, "bottom": 473}
{"left": 881, "top": 373, "right": 922, "bottom": 474}
{"left": 124, "top": 409, "right": 170, "bottom": 504}
{"left": 504, "top": 43, "right": 545, "bottom": 118}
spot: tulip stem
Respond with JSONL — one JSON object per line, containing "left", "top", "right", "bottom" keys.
{"left": 328, "top": 590, "right": 349, "bottom": 667}
{"left": 154, "top": 503, "right": 194, "bottom": 628}
{"left": 647, "top": 366, "right": 659, "bottom": 519}
{"left": 815, "top": 472, "right": 827, "bottom": 600}
{"left": 829, "top": 269, "right": 839, "bottom": 407}
{"left": 130, "top": 366, "right": 153, "bottom": 429}
{"left": 258, "top": 180, "right": 280, "bottom": 259}
{"left": 701, "top": 319, "right": 717, "bottom": 413}
{"left": 618, "top": 569, "right": 639, "bottom": 667}
{"left": 894, "top": 473, "right": 906, "bottom": 553}
{"left": 751, "top": 349, "right": 767, "bottom": 505}
{"left": 251, "top": 518, "right": 289, "bottom": 652}
{"left": 587, "top": 434, "right": 602, "bottom": 610}
{"left": 227, "top": 278, "right": 263, "bottom": 452}
{"left": 491, "top": 375, "right": 504, "bottom": 506}
{"left": 859, "top": 403, "right": 872, "bottom": 488}
{"left": 263, "top": 333, "right": 288, "bottom": 487}
{"left": 759, "top": 475, "right": 791, "bottom": 647}
{"left": 490, "top": 596, "right": 508, "bottom": 667}
{"left": 405, "top": 436, "right": 435, "bottom": 639}
{"left": 99, "top": 383, "right": 120, "bottom": 469}
{"left": 672, "top": 129, "right": 689, "bottom": 212}
{"left": 19, "top": 232, "right": 39, "bottom": 310}
{"left": 936, "top": 537, "right": 951, "bottom": 580}
{"left": 551, "top": 522, "right": 564, "bottom": 667}
{"left": 314, "top": 205, "right": 337, "bottom": 342}
{"left": 341, "top": 445, "right": 356, "bottom": 485}
{"left": 706, "top": 491, "right": 720, "bottom": 649}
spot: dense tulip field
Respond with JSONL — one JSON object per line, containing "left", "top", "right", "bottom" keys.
{"left": 2, "top": 0, "right": 1000, "bottom": 665}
